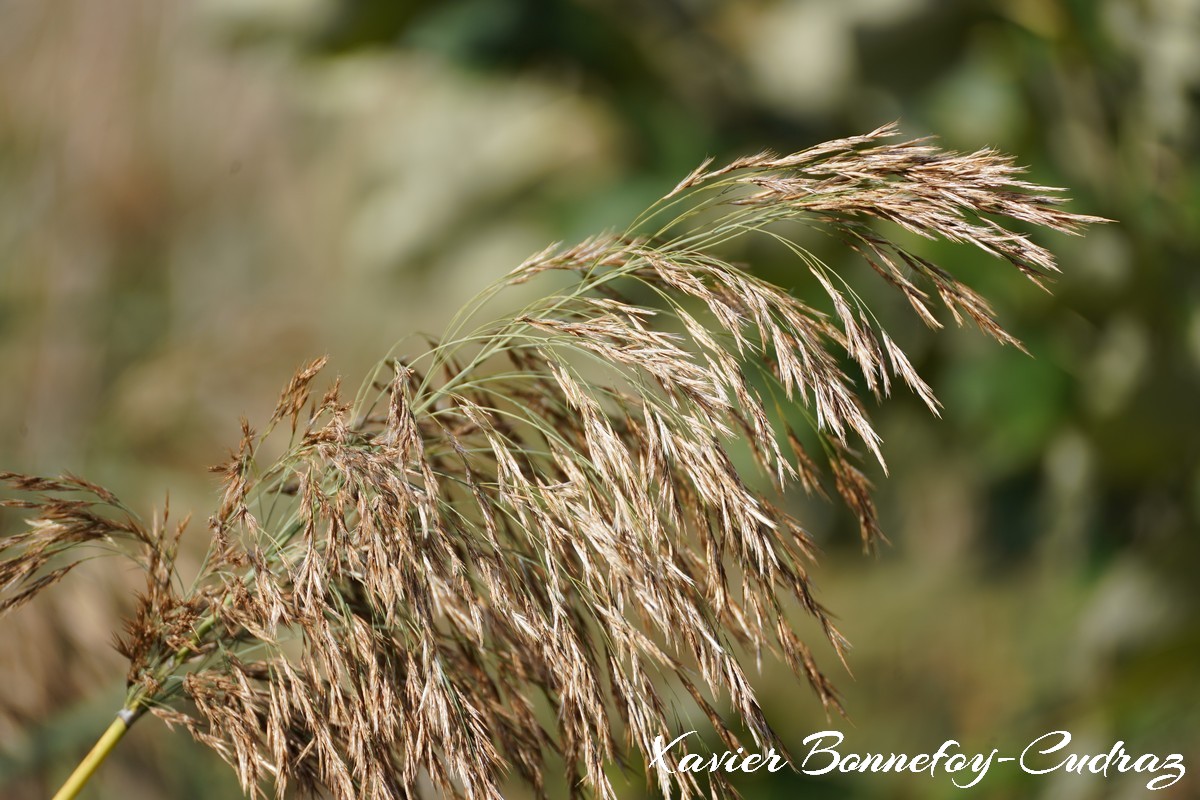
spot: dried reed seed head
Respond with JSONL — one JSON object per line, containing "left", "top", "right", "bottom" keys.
{"left": 0, "top": 125, "right": 1104, "bottom": 800}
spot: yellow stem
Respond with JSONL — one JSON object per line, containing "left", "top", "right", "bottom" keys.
{"left": 50, "top": 711, "right": 136, "bottom": 800}
{"left": 48, "top": 587, "right": 224, "bottom": 799}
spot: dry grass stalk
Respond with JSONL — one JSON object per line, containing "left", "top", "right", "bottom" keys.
{"left": 1, "top": 124, "right": 1103, "bottom": 800}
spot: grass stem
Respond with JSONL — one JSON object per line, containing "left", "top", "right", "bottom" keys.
{"left": 50, "top": 711, "right": 136, "bottom": 800}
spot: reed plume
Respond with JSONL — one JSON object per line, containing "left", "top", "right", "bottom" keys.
{"left": 1, "top": 124, "right": 1103, "bottom": 800}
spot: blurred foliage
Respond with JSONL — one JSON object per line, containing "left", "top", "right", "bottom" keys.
{"left": 1, "top": 0, "right": 1197, "bottom": 797}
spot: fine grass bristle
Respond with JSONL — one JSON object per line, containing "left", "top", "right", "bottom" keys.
{"left": 1, "top": 124, "right": 1105, "bottom": 800}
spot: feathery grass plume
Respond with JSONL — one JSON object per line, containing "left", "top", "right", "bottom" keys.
{"left": 1, "top": 124, "right": 1104, "bottom": 800}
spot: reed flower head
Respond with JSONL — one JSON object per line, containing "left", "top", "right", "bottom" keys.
{"left": 1, "top": 124, "right": 1104, "bottom": 799}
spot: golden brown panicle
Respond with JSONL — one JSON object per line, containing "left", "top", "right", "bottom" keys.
{"left": 1, "top": 125, "right": 1104, "bottom": 800}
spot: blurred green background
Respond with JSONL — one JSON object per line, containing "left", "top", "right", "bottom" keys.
{"left": 1, "top": 0, "right": 1197, "bottom": 797}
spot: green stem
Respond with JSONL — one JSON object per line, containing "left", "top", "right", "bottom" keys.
{"left": 50, "top": 709, "right": 140, "bottom": 800}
